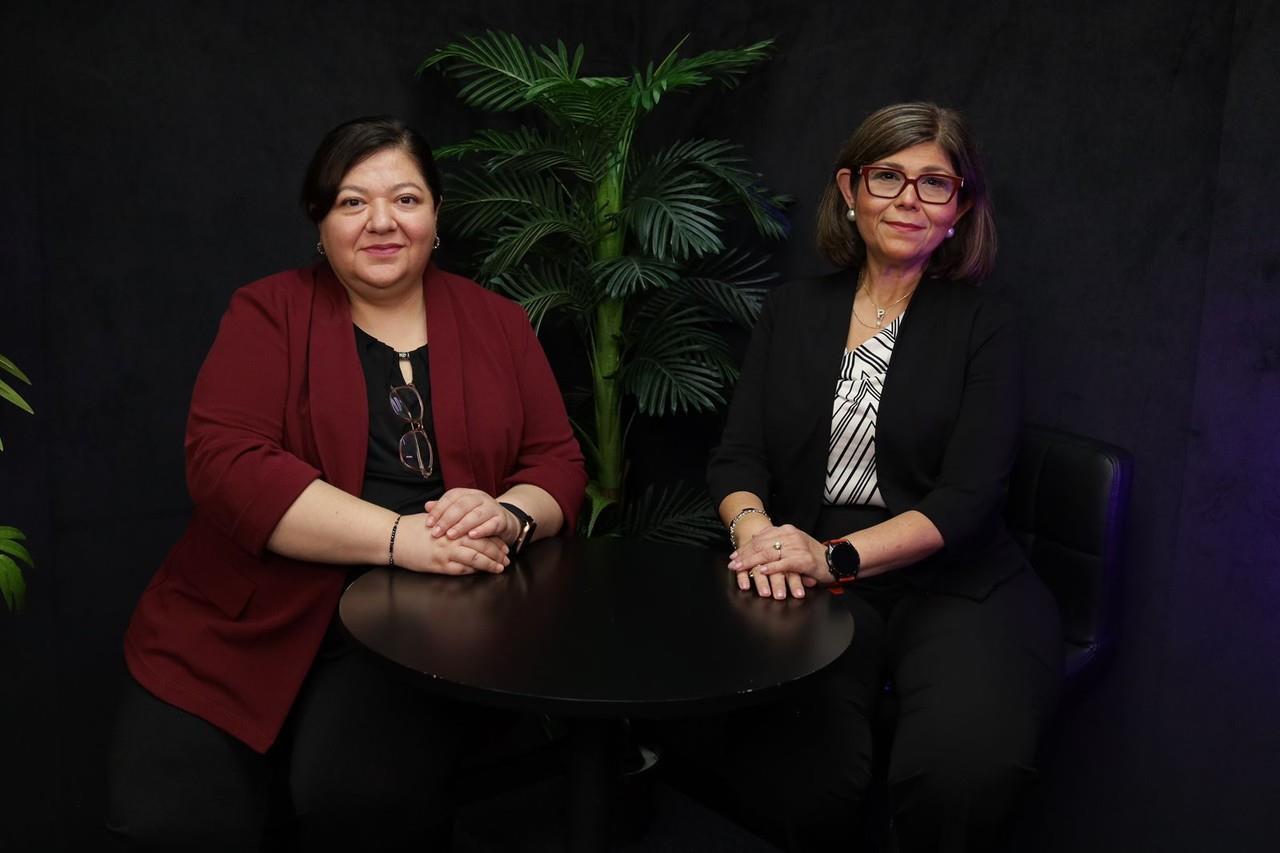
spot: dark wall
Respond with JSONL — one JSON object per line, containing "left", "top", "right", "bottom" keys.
{"left": 2, "top": 1, "right": 1276, "bottom": 850}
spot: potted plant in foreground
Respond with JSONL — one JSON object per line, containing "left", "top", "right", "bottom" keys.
{"left": 422, "top": 32, "right": 789, "bottom": 542}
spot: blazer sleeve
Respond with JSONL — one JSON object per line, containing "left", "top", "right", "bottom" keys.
{"left": 707, "top": 288, "right": 777, "bottom": 508}
{"left": 185, "top": 283, "right": 321, "bottom": 556}
{"left": 910, "top": 295, "right": 1021, "bottom": 558}
{"left": 499, "top": 309, "right": 587, "bottom": 532}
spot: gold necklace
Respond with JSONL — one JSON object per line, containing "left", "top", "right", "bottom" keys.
{"left": 859, "top": 281, "right": 916, "bottom": 328}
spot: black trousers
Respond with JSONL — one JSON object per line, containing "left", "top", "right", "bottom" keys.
{"left": 106, "top": 632, "right": 493, "bottom": 852}
{"left": 671, "top": 516, "right": 1063, "bottom": 852}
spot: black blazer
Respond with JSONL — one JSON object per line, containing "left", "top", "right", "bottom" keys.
{"left": 708, "top": 273, "right": 1028, "bottom": 600}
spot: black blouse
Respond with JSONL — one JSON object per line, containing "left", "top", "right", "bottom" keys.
{"left": 353, "top": 324, "right": 446, "bottom": 514}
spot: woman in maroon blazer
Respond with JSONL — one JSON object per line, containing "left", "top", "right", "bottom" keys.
{"left": 107, "top": 117, "right": 586, "bottom": 851}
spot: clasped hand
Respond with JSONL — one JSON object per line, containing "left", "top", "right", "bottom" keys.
{"left": 393, "top": 488, "right": 519, "bottom": 576}
{"left": 728, "top": 523, "right": 832, "bottom": 600}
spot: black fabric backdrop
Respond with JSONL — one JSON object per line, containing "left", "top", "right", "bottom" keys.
{"left": 1, "top": 1, "right": 1277, "bottom": 849}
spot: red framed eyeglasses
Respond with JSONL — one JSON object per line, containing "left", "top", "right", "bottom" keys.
{"left": 858, "top": 165, "right": 963, "bottom": 205}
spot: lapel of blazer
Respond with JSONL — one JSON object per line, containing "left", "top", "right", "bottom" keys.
{"left": 423, "top": 265, "right": 477, "bottom": 489}
{"left": 773, "top": 275, "right": 856, "bottom": 525}
{"left": 794, "top": 274, "right": 857, "bottom": 456}
{"left": 308, "top": 264, "right": 368, "bottom": 496}
{"left": 879, "top": 277, "right": 943, "bottom": 425}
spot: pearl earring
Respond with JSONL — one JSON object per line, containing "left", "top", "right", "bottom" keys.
{"left": 946, "top": 227, "right": 955, "bottom": 239}
{"left": 845, "top": 208, "right": 856, "bottom": 222}
{"left": 315, "top": 241, "right": 325, "bottom": 256}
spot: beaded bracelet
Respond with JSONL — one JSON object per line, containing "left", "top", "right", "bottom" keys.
{"left": 728, "top": 506, "right": 771, "bottom": 549}
{"left": 388, "top": 514, "right": 403, "bottom": 567}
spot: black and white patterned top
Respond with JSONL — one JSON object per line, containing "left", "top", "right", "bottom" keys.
{"left": 824, "top": 314, "right": 903, "bottom": 507}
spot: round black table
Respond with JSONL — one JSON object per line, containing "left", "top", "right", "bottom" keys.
{"left": 340, "top": 536, "right": 854, "bottom": 851}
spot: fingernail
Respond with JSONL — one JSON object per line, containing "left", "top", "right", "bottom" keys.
{"left": 774, "top": 590, "right": 785, "bottom": 599}
{"left": 729, "top": 551, "right": 739, "bottom": 560}
{"left": 447, "top": 529, "right": 457, "bottom": 538}
{"left": 796, "top": 589, "right": 806, "bottom": 598}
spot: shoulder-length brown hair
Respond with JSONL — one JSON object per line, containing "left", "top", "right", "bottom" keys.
{"left": 816, "top": 102, "right": 996, "bottom": 282}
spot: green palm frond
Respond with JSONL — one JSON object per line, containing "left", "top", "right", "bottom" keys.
{"left": 679, "top": 249, "right": 775, "bottom": 327}
{"left": 0, "top": 354, "right": 31, "bottom": 385}
{"left": 532, "top": 77, "right": 633, "bottom": 132}
{"left": 621, "top": 304, "right": 732, "bottom": 415}
{"left": 631, "top": 37, "right": 774, "bottom": 112}
{"left": 0, "top": 353, "right": 33, "bottom": 452}
{"left": 444, "top": 169, "right": 571, "bottom": 237}
{"left": 0, "top": 527, "right": 32, "bottom": 612}
{"left": 419, "top": 31, "right": 543, "bottom": 112}
{"left": 588, "top": 255, "right": 681, "bottom": 299}
{"left": 436, "top": 128, "right": 599, "bottom": 181}
{"left": 489, "top": 259, "right": 598, "bottom": 332}
{"left": 482, "top": 214, "right": 594, "bottom": 277}
{"left": 653, "top": 139, "right": 792, "bottom": 240}
{"left": 620, "top": 159, "right": 724, "bottom": 261}
{"left": 620, "top": 481, "right": 724, "bottom": 545}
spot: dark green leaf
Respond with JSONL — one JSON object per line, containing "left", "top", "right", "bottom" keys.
{"left": 680, "top": 249, "right": 776, "bottom": 327}
{"left": 444, "top": 170, "right": 569, "bottom": 238}
{"left": 0, "top": 354, "right": 31, "bottom": 384}
{"left": 620, "top": 481, "right": 724, "bottom": 546}
{"left": 649, "top": 139, "right": 792, "bottom": 240}
{"left": 0, "top": 526, "right": 26, "bottom": 541}
{"left": 482, "top": 215, "right": 591, "bottom": 276}
{"left": 488, "top": 260, "right": 597, "bottom": 332}
{"left": 420, "top": 31, "right": 541, "bottom": 112}
{"left": 588, "top": 256, "right": 681, "bottom": 298}
{"left": 0, "top": 377, "right": 34, "bottom": 414}
{"left": 620, "top": 161, "right": 724, "bottom": 261}
{"left": 621, "top": 305, "right": 732, "bottom": 415}
{"left": 582, "top": 482, "right": 618, "bottom": 537}
{"left": 0, "top": 537, "right": 34, "bottom": 568}
{"left": 0, "top": 553, "right": 27, "bottom": 612}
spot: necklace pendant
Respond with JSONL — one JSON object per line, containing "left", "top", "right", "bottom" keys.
{"left": 875, "top": 307, "right": 886, "bottom": 325}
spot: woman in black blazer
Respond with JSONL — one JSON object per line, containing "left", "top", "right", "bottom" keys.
{"left": 708, "top": 103, "right": 1062, "bottom": 851}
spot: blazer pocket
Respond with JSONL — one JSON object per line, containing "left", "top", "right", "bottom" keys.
{"left": 171, "top": 538, "right": 257, "bottom": 620}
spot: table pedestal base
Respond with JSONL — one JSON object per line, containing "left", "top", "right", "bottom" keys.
{"left": 566, "top": 719, "right": 622, "bottom": 853}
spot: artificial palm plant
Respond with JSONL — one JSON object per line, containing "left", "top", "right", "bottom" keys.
{"left": 0, "top": 353, "right": 34, "bottom": 611}
{"left": 422, "top": 32, "right": 788, "bottom": 540}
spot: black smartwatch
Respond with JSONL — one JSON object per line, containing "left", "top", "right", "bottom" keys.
{"left": 824, "top": 538, "right": 861, "bottom": 582}
{"left": 499, "top": 502, "right": 537, "bottom": 554}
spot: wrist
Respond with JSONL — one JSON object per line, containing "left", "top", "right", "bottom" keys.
{"left": 728, "top": 506, "right": 771, "bottom": 549}
{"left": 500, "top": 506, "right": 521, "bottom": 545}
{"left": 499, "top": 502, "right": 537, "bottom": 553}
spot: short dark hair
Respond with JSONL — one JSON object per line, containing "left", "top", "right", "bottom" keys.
{"left": 300, "top": 116, "right": 443, "bottom": 223}
{"left": 816, "top": 102, "right": 996, "bottom": 282}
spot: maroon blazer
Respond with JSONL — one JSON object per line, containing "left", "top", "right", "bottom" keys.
{"left": 124, "top": 262, "right": 586, "bottom": 752}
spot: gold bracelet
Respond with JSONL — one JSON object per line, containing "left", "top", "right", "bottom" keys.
{"left": 728, "top": 507, "right": 771, "bottom": 549}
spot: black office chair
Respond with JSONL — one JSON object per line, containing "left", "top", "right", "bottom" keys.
{"left": 855, "top": 425, "right": 1133, "bottom": 850}
{"left": 1005, "top": 424, "right": 1133, "bottom": 692}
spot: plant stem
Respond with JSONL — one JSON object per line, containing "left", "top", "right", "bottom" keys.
{"left": 591, "top": 131, "right": 630, "bottom": 501}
